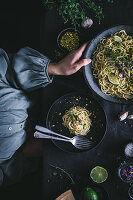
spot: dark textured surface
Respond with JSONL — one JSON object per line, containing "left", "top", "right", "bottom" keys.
{"left": 0, "top": 0, "right": 133, "bottom": 200}
{"left": 0, "top": 169, "right": 43, "bottom": 200}
{"left": 42, "top": 76, "right": 133, "bottom": 200}
{"left": 0, "top": 0, "right": 41, "bottom": 53}
{"left": 41, "top": 1, "right": 133, "bottom": 200}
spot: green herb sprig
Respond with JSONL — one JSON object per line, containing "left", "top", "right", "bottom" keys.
{"left": 49, "top": 164, "right": 75, "bottom": 184}
{"left": 43, "top": 0, "right": 114, "bottom": 29}
{"left": 69, "top": 112, "right": 78, "bottom": 122}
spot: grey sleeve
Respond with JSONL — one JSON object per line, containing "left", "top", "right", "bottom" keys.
{"left": 12, "top": 46, "right": 53, "bottom": 92}
{"left": 0, "top": 168, "right": 3, "bottom": 186}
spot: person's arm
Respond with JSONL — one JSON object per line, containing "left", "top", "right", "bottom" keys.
{"left": 48, "top": 42, "right": 91, "bottom": 75}
{"left": 12, "top": 43, "right": 91, "bottom": 92}
{"left": 12, "top": 46, "right": 53, "bottom": 92}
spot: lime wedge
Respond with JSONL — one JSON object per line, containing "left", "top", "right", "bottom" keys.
{"left": 108, "top": 73, "right": 119, "bottom": 85}
{"left": 81, "top": 187, "right": 98, "bottom": 200}
{"left": 90, "top": 166, "right": 108, "bottom": 183}
{"left": 113, "top": 35, "right": 122, "bottom": 43}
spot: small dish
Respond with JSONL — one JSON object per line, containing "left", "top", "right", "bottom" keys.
{"left": 57, "top": 28, "right": 80, "bottom": 52}
{"left": 118, "top": 161, "right": 133, "bottom": 183}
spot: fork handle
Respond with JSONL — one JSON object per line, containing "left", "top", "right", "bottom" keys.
{"left": 35, "top": 125, "right": 70, "bottom": 140}
{"left": 34, "top": 131, "right": 71, "bottom": 143}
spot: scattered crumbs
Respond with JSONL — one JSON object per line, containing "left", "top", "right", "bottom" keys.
{"left": 76, "top": 98, "right": 79, "bottom": 101}
{"left": 53, "top": 172, "right": 57, "bottom": 176}
{"left": 90, "top": 137, "right": 93, "bottom": 140}
{"left": 59, "top": 113, "right": 62, "bottom": 115}
{"left": 52, "top": 124, "right": 55, "bottom": 127}
{"left": 86, "top": 104, "right": 88, "bottom": 106}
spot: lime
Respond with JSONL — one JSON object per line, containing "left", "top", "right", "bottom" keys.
{"left": 90, "top": 166, "right": 108, "bottom": 183}
{"left": 108, "top": 73, "right": 119, "bottom": 85}
{"left": 113, "top": 35, "right": 122, "bottom": 43}
{"left": 80, "top": 187, "right": 98, "bottom": 200}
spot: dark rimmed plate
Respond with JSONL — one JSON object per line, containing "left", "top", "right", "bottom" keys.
{"left": 83, "top": 25, "right": 133, "bottom": 104}
{"left": 46, "top": 92, "right": 106, "bottom": 153}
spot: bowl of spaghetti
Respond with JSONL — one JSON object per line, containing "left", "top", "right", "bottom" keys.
{"left": 46, "top": 92, "right": 106, "bottom": 153}
{"left": 84, "top": 25, "right": 133, "bottom": 104}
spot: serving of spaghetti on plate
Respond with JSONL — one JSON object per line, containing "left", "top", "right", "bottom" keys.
{"left": 46, "top": 92, "right": 106, "bottom": 153}
{"left": 62, "top": 106, "right": 92, "bottom": 136}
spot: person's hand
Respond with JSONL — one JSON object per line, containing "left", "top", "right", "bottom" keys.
{"left": 48, "top": 42, "right": 91, "bottom": 76}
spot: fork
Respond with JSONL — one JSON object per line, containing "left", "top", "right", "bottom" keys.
{"left": 34, "top": 125, "right": 94, "bottom": 150}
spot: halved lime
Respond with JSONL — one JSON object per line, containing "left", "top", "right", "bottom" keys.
{"left": 80, "top": 187, "right": 99, "bottom": 200}
{"left": 90, "top": 166, "right": 108, "bottom": 183}
{"left": 113, "top": 35, "right": 122, "bottom": 43}
{"left": 108, "top": 73, "right": 119, "bottom": 85}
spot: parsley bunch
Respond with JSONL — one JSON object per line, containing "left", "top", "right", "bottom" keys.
{"left": 43, "top": 0, "right": 114, "bottom": 29}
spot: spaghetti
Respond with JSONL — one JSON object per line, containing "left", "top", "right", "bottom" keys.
{"left": 92, "top": 30, "right": 133, "bottom": 99}
{"left": 62, "top": 106, "right": 91, "bottom": 136}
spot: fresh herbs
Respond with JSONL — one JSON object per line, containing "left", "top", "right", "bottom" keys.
{"left": 130, "top": 78, "right": 133, "bottom": 84}
{"left": 69, "top": 111, "right": 78, "bottom": 122}
{"left": 114, "top": 41, "right": 122, "bottom": 46}
{"left": 49, "top": 164, "right": 75, "bottom": 184}
{"left": 104, "top": 46, "right": 114, "bottom": 57}
{"left": 83, "top": 124, "right": 86, "bottom": 129}
{"left": 104, "top": 46, "right": 132, "bottom": 72}
{"left": 43, "top": 0, "right": 115, "bottom": 29}
{"left": 69, "top": 111, "right": 86, "bottom": 128}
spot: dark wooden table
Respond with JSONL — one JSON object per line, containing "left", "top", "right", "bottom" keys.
{"left": 40, "top": 1, "right": 133, "bottom": 199}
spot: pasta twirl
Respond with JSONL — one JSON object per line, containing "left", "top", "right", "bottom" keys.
{"left": 62, "top": 106, "right": 91, "bottom": 136}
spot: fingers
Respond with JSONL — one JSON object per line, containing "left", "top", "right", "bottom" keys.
{"left": 78, "top": 41, "right": 90, "bottom": 53}
{"left": 76, "top": 41, "right": 90, "bottom": 56}
{"left": 71, "top": 41, "right": 90, "bottom": 64}
{"left": 75, "top": 58, "right": 91, "bottom": 71}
